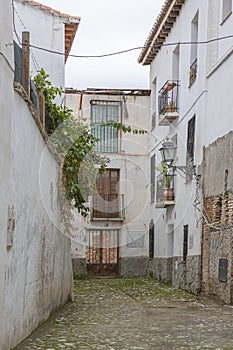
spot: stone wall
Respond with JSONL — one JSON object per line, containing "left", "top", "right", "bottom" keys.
{"left": 147, "top": 256, "right": 201, "bottom": 294}
{"left": 172, "top": 256, "right": 201, "bottom": 294}
{"left": 202, "top": 196, "right": 233, "bottom": 304}
{"left": 202, "top": 132, "right": 233, "bottom": 304}
{"left": 119, "top": 257, "right": 147, "bottom": 277}
{"left": 72, "top": 258, "right": 88, "bottom": 279}
{"left": 147, "top": 258, "right": 173, "bottom": 283}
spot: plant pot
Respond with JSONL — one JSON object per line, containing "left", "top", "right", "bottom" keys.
{"left": 163, "top": 188, "right": 174, "bottom": 201}
{"left": 166, "top": 105, "right": 176, "bottom": 113}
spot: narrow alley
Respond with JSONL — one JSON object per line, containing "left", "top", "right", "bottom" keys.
{"left": 15, "top": 278, "right": 233, "bottom": 350}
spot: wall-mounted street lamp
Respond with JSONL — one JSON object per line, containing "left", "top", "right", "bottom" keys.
{"left": 159, "top": 140, "right": 196, "bottom": 177}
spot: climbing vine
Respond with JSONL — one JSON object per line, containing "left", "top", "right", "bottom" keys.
{"left": 34, "top": 69, "right": 146, "bottom": 217}
{"left": 34, "top": 69, "right": 108, "bottom": 216}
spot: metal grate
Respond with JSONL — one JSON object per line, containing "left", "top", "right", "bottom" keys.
{"left": 91, "top": 100, "right": 121, "bottom": 153}
{"left": 87, "top": 229, "right": 119, "bottom": 276}
{"left": 189, "top": 59, "right": 197, "bottom": 87}
{"left": 158, "top": 80, "right": 180, "bottom": 118}
{"left": 92, "top": 193, "right": 124, "bottom": 219}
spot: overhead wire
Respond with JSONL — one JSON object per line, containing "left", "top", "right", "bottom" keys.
{"left": 18, "top": 35, "right": 233, "bottom": 59}
{"left": 10, "top": 0, "right": 233, "bottom": 59}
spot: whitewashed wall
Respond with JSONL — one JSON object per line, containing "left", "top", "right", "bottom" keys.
{"left": 65, "top": 92, "right": 151, "bottom": 260}
{"left": 205, "top": 0, "right": 233, "bottom": 146}
{"left": 0, "top": 0, "right": 14, "bottom": 347}
{"left": 14, "top": 0, "right": 66, "bottom": 88}
{"left": 0, "top": 1, "right": 73, "bottom": 348}
{"left": 149, "top": 0, "right": 209, "bottom": 260}
{"left": 3, "top": 91, "right": 73, "bottom": 349}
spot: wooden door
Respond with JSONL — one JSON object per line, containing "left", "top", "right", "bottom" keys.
{"left": 93, "top": 169, "right": 119, "bottom": 218}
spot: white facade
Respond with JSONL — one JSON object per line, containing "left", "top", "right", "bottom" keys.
{"left": 139, "top": 0, "right": 233, "bottom": 292}
{"left": 0, "top": 1, "right": 80, "bottom": 348}
{"left": 205, "top": 0, "right": 233, "bottom": 145}
{"left": 65, "top": 90, "right": 151, "bottom": 276}
{"left": 14, "top": 0, "right": 80, "bottom": 88}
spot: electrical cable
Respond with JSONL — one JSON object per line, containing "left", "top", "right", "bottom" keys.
{"left": 21, "top": 35, "right": 233, "bottom": 59}
{"left": 10, "top": 0, "right": 233, "bottom": 59}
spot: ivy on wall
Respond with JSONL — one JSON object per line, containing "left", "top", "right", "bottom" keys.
{"left": 34, "top": 69, "right": 108, "bottom": 216}
{"left": 34, "top": 69, "right": 146, "bottom": 217}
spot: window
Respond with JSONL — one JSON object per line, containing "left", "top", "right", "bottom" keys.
{"left": 222, "top": 0, "right": 232, "bottom": 21}
{"left": 183, "top": 225, "right": 188, "bottom": 262}
{"left": 186, "top": 115, "right": 196, "bottom": 181}
{"left": 92, "top": 169, "right": 121, "bottom": 219}
{"left": 91, "top": 100, "right": 120, "bottom": 153}
{"left": 150, "top": 155, "right": 155, "bottom": 203}
{"left": 189, "top": 12, "right": 199, "bottom": 86}
{"left": 149, "top": 220, "right": 155, "bottom": 258}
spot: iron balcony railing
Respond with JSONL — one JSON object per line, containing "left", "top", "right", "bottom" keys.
{"left": 189, "top": 58, "right": 197, "bottom": 87}
{"left": 91, "top": 194, "right": 125, "bottom": 220}
{"left": 158, "top": 80, "right": 180, "bottom": 119}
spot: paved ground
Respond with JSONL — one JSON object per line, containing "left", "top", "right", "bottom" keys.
{"left": 15, "top": 278, "right": 233, "bottom": 350}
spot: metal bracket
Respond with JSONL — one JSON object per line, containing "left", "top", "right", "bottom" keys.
{"left": 173, "top": 165, "right": 196, "bottom": 176}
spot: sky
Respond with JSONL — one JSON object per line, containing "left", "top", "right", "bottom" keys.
{"left": 40, "top": 0, "right": 165, "bottom": 89}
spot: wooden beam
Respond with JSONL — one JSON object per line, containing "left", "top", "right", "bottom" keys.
{"left": 170, "top": 11, "right": 179, "bottom": 17}
{"left": 22, "top": 31, "right": 30, "bottom": 96}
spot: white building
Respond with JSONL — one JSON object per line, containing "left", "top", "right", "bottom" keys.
{"left": 0, "top": 1, "right": 80, "bottom": 348}
{"left": 139, "top": 0, "right": 233, "bottom": 294}
{"left": 65, "top": 88, "right": 151, "bottom": 277}
{"left": 14, "top": 0, "right": 80, "bottom": 88}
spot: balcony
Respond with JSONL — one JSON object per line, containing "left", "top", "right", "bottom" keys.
{"left": 91, "top": 194, "right": 125, "bottom": 221}
{"left": 156, "top": 174, "right": 175, "bottom": 208}
{"left": 158, "top": 80, "right": 180, "bottom": 126}
{"left": 189, "top": 58, "right": 197, "bottom": 87}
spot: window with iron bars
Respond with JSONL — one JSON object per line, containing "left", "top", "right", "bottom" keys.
{"left": 186, "top": 115, "right": 196, "bottom": 182}
{"left": 91, "top": 100, "right": 120, "bottom": 153}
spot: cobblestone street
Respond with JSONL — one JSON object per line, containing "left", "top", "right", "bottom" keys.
{"left": 15, "top": 278, "right": 233, "bottom": 350}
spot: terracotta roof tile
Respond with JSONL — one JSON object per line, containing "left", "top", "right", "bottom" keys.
{"left": 18, "top": 0, "right": 80, "bottom": 61}
{"left": 138, "top": 0, "right": 186, "bottom": 65}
